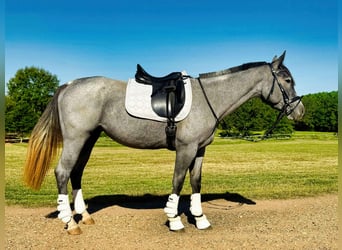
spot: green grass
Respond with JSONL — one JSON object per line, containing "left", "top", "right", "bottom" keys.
{"left": 5, "top": 131, "right": 338, "bottom": 207}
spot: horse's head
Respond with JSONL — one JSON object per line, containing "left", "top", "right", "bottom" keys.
{"left": 262, "top": 51, "right": 305, "bottom": 121}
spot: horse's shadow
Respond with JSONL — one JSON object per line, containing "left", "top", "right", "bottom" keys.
{"left": 45, "top": 192, "right": 255, "bottom": 220}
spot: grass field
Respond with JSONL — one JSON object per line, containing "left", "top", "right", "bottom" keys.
{"left": 5, "top": 131, "right": 338, "bottom": 207}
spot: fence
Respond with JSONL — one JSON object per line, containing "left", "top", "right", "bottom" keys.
{"left": 5, "top": 133, "right": 29, "bottom": 143}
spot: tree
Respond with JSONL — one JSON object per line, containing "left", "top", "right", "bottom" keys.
{"left": 5, "top": 66, "right": 59, "bottom": 134}
{"left": 219, "top": 98, "right": 293, "bottom": 137}
{"left": 294, "top": 91, "right": 337, "bottom": 132}
{"left": 219, "top": 91, "right": 338, "bottom": 137}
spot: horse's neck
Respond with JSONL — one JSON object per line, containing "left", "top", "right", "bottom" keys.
{"left": 201, "top": 67, "right": 266, "bottom": 120}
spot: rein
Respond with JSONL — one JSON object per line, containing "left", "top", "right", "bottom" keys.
{"left": 197, "top": 77, "right": 220, "bottom": 128}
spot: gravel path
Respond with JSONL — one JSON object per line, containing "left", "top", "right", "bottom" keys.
{"left": 5, "top": 194, "right": 338, "bottom": 249}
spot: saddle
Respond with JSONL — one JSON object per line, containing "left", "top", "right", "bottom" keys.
{"left": 135, "top": 64, "right": 187, "bottom": 150}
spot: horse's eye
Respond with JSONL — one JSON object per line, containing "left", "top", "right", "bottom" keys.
{"left": 285, "top": 78, "right": 292, "bottom": 84}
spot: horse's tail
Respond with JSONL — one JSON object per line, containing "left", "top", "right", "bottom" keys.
{"left": 23, "top": 84, "right": 67, "bottom": 190}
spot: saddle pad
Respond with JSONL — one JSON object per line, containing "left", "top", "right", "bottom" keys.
{"left": 125, "top": 71, "right": 192, "bottom": 122}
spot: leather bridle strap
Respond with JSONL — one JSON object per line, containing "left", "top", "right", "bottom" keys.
{"left": 263, "top": 65, "right": 303, "bottom": 138}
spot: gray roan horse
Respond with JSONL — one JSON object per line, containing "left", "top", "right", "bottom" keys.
{"left": 23, "top": 51, "right": 304, "bottom": 234}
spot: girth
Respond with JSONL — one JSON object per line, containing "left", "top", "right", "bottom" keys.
{"left": 135, "top": 64, "right": 187, "bottom": 150}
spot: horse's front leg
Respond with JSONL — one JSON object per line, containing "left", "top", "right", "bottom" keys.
{"left": 189, "top": 147, "right": 211, "bottom": 230}
{"left": 164, "top": 144, "right": 198, "bottom": 231}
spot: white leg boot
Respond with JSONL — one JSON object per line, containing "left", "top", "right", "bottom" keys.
{"left": 57, "top": 194, "right": 73, "bottom": 223}
{"left": 72, "top": 189, "right": 95, "bottom": 225}
{"left": 57, "top": 194, "right": 82, "bottom": 234}
{"left": 190, "top": 193, "right": 211, "bottom": 230}
{"left": 164, "top": 194, "right": 184, "bottom": 231}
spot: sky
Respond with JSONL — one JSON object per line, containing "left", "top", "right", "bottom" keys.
{"left": 5, "top": 0, "right": 338, "bottom": 95}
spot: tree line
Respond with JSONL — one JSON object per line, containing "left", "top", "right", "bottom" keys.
{"left": 5, "top": 67, "right": 338, "bottom": 136}
{"left": 219, "top": 91, "right": 337, "bottom": 137}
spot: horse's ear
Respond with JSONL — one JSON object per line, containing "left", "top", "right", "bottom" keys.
{"left": 279, "top": 50, "right": 286, "bottom": 62}
{"left": 271, "top": 51, "right": 286, "bottom": 69}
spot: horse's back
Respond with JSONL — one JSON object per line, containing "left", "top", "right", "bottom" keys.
{"left": 59, "top": 76, "right": 126, "bottom": 109}
{"left": 62, "top": 76, "right": 126, "bottom": 98}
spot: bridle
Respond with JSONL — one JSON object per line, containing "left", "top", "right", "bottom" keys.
{"left": 197, "top": 62, "right": 303, "bottom": 140}
{"left": 263, "top": 64, "right": 303, "bottom": 138}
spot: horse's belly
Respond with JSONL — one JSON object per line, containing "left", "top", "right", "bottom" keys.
{"left": 102, "top": 117, "right": 168, "bottom": 149}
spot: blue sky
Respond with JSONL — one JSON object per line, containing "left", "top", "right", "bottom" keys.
{"left": 6, "top": 0, "right": 338, "bottom": 95}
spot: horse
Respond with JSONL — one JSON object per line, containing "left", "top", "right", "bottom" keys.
{"left": 23, "top": 51, "right": 304, "bottom": 234}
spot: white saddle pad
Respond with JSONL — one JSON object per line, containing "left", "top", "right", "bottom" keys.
{"left": 125, "top": 71, "right": 192, "bottom": 122}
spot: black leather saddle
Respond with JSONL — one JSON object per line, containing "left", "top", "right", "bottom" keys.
{"left": 135, "top": 64, "right": 187, "bottom": 150}
{"left": 135, "top": 64, "right": 186, "bottom": 119}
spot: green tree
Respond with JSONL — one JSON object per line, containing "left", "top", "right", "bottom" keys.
{"left": 219, "top": 98, "right": 293, "bottom": 137}
{"left": 294, "top": 91, "right": 337, "bottom": 132}
{"left": 5, "top": 66, "right": 59, "bottom": 134}
{"left": 219, "top": 91, "right": 338, "bottom": 136}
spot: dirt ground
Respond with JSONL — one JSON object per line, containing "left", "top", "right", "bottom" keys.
{"left": 5, "top": 194, "right": 338, "bottom": 250}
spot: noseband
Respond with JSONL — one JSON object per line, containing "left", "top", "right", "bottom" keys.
{"left": 263, "top": 64, "right": 303, "bottom": 138}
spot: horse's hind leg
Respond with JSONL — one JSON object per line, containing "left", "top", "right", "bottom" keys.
{"left": 70, "top": 130, "right": 101, "bottom": 226}
{"left": 55, "top": 130, "right": 100, "bottom": 234}
{"left": 55, "top": 144, "right": 82, "bottom": 235}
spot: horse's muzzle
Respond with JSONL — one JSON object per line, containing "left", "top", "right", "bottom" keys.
{"left": 287, "top": 101, "right": 305, "bottom": 121}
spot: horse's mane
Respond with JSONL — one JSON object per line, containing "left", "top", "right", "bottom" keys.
{"left": 199, "top": 61, "right": 268, "bottom": 78}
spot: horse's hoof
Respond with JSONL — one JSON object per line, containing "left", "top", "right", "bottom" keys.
{"left": 66, "top": 219, "right": 82, "bottom": 235}
{"left": 170, "top": 227, "right": 185, "bottom": 233}
{"left": 195, "top": 214, "right": 211, "bottom": 230}
{"left": 81, "top": 211, "right": 95, "bottom": 225}
{"left": 82, "top": 217, "right": 95, "bottom": 225}
{"left": 67, "top": 225, "right": 82, "bottom": 235}
{"left": 168, "top": 216, "right": 185, "bottom": 231}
